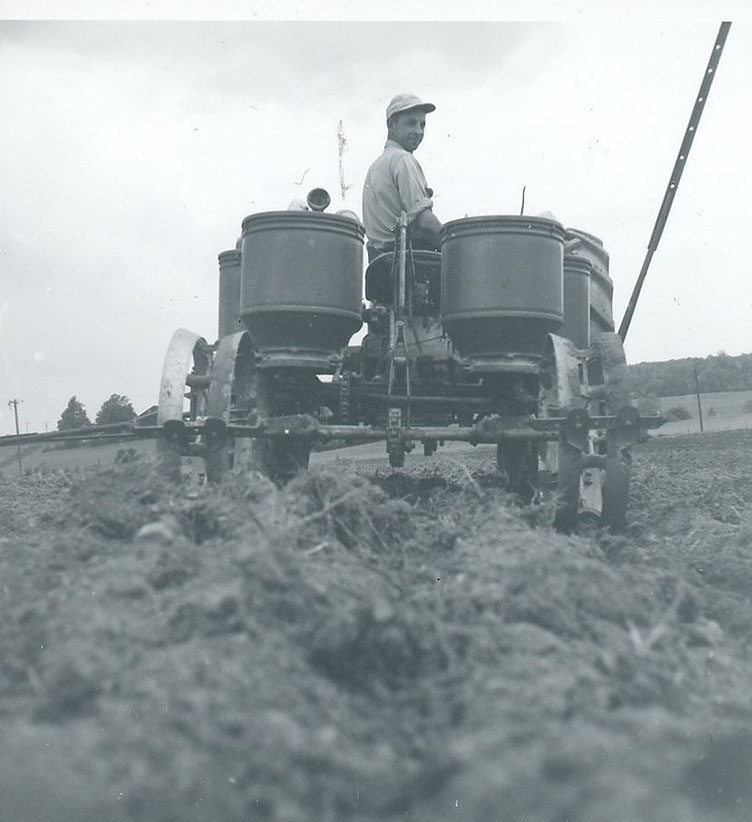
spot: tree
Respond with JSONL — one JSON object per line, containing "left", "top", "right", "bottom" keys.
{"left": 95, "top": 394, "right": 136, "bottom": 426}
{"left": 57, "top": 396, "right": 91, "bottom": 431}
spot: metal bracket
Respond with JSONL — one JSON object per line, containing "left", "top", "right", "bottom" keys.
{"left": 563, "top": 408, "right": 589, "bottom": 451}
{"left": 423, "top": 438, "right": 437, "bottom": 456}
{"left": 203, "top": 416, "right": 228, "bottom": 449}
{"left": 387, "top": 407, "right": 405, "bottom": 467}
{"left": 471, "top": 414, "right": 499, "bottom": 445}
{"left": 262, "top": 414, "right": 320, "bottom": 438}
{"left": 339, "top": 371, "right": 351, "bottom": 423}
{"left": 614, "top": 405, "right": 640, "bottom": 449}
{"left": 160, "top": 419, "right": 190, "bottom": 453}
{"left": 202, "top": 416, "right": 229, "bottom": 484}
{"left": 157, "top": 419, "right": 190, "bottom": 481}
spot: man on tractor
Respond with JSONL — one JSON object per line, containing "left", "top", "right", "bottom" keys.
{"left": 362, "top": 93, "right": 442, "bottom": 261}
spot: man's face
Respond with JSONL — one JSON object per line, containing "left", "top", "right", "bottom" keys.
{"left": 388, "top": 109, "right": 427, "bottom": 153}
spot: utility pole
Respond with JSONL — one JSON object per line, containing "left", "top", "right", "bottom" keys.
{"left": 7, "top": 398, "right": 24, "bottom": 474}
{"left": 693, "top": 360, "right": 704, "bottom": 433}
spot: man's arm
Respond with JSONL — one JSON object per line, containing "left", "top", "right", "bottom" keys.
{"left": 411, "top": 208, "right": 442, "bottom": 251}
{"left": 392, "top": 153, "right": 442, "bottom": 249}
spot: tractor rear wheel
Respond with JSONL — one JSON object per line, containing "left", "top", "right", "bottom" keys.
{"left": 205, "top": 331, "right": 255, "bottom": 483}
{"left": 157, "top": 328, "right": 212, "bottom": 481}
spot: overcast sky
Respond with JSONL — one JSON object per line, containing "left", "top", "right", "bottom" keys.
{"left": 1, "top": 3, "right": 750, "bottom": 435}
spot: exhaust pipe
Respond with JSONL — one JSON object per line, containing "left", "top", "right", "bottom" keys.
{"left": 306, "top": 188, "right": 331, "bottom": 212}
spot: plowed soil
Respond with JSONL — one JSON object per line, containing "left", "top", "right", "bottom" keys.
{"left": 2, "top": 430, "right": 752, "bottom": 822}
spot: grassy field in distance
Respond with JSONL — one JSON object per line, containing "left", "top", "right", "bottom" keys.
{"left": 0, "top": 439, "right": 157, "bottom": 475}
{"left": 654, "top": 389, "right": 752, "bottom": 436}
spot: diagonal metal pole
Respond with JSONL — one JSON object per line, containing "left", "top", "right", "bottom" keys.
{"left": 618, "top": 21, "right": 731, "bottom": 342}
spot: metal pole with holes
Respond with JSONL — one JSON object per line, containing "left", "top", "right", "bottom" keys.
{"left": 618, "top": 21, "right": 732, "bottom": 342}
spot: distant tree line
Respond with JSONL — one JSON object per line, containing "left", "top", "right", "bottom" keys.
{"left": 57, "top": 394, "right": 136, "bottom": 431}
{"left": 626, "top": 352, "right": 752, "bottom": 398}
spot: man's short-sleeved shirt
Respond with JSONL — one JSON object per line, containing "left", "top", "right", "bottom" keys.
{"left": 362, "top": 139, "right": 433, "bottom": 253}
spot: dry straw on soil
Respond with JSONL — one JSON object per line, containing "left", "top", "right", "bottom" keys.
{"left": 2, "top": 434, "right": 752, "bottom": 821}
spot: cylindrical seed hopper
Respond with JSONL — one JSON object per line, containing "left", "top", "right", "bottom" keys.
{"left": 564, "top": 228, "right": 614, "bottom": 333}
{"left": 240, "top": 211, "right": 364, "bottom": 369}
{"left": 562, "top": 254, "right": 591, "bottom": 349}
{"left": 440, "top": 216, "right": 565, "bottom": 371}
{"left": 218, "top": 249, "right": 242, "bottom": 339}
